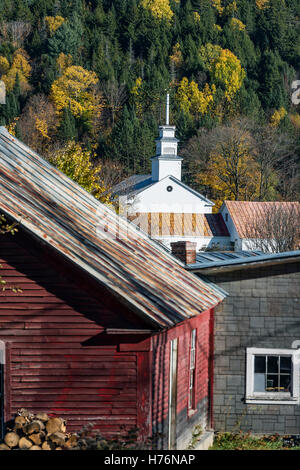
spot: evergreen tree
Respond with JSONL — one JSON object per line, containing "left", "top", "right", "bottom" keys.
{"left": 58, "top": 106, "right": 77, "bottom": 142}
{"left": 48, "top": 14, "right": 83, "bottom": 58}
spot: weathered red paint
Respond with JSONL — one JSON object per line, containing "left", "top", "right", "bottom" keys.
{"left": 151, "top": 309, "right": 214, "bottom": 445}
{"left": 0, "top": 232, "right": 148, "bottom": 435}
{"left": 0, "top": 228, "right": 217, "bottom": 445}
{"left": 137, "top": 351, "right": 152, "bottom": 440}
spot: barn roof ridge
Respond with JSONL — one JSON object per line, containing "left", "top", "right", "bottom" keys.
{"left": 0, "top": 128, "right": 225, "bottom": 329}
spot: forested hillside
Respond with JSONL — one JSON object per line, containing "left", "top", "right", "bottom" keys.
{"left": 0, "top": 0, "right": 299, "bottom": 206}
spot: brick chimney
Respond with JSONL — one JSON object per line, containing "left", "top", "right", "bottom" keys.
{"left": 170, "top": 241, "right": 197, "bottom": 265}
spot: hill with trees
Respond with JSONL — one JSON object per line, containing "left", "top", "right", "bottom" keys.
{"left": 0, "top": 0, "right": 299, "bottom": 205}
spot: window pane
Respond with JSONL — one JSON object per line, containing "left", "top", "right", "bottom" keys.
{"left": 190, "top": 349, "right": 195, "bottom": 369}
{"left": 266, "top": 374, "right": 279, "bottom": 391}
{"left": 267, "top": 356, "right": 278, "bottom": 374}
{"left": 280, "top": 356, "right": 292, "bottom": 373}
{"left": 191, "top": 329, "right": 196, "bottom": 348}
{"left": 254, "top": 356, "right": 266, "bottom": 373}
{"left": 280, "top": 374, "right": 291, "bottom": 393}
{"left": 254, "top": 373, "right": 265, "bottom": 392}
{"left": 189, "top": 373, "right": 193, "bottom": 388}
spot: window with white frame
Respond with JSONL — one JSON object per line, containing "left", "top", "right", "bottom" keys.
{"left": 246, "top": 348, "right": 300, "bottom": 404}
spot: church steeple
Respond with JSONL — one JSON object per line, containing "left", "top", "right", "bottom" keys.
{"left": 151, "top": 94, "right": 183, "bottom": 182}
{"left": 166, "top": 93, "right": 170, "bottom": 125}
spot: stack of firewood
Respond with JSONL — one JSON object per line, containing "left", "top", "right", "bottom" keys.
{"left": 0, "top": 408, "right": 78, "bottom": 450}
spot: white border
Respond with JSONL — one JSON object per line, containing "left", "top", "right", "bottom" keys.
{"left": 246, "top": 347, "right": 300, "bottom": 405}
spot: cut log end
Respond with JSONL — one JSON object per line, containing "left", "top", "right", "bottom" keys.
{"left": 4, "top": 432, "right": 20, "bottom": 448}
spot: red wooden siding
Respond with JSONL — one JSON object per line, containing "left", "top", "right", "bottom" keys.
{"left": 151, "top": 310, "right": 213, "bottom": 446}
{"left": 0, "top": 234, "right": 146, "bottom": 436}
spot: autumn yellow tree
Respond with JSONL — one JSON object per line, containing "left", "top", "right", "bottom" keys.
{"left": 48, "top": 142, "right": 112, "bottom": 204}
{"left": 50, "top": 66, "right": 101, "bottom": 118}
{"left": 199, "top": 44, "right": 245, "bottom": 102}
{"left": 56, "top": 52, "right": 72, "bottom": 75}
{"left": 200, "top": 149, "right": 260, "bottom": 209}
{"left": 255, "top": 0, "right": 270, "bottom": 9}
{"left": 50, "top": 65, "right": 103, "bottom": 140}
{"left": 192, "top": 119, "right": 260, "bottom": 208}
{"left": 270, "top": 107, "right": 287, "bottom": 127}
{"left": 223, "top": 1, "right": 237, "bottom": 17}
{"left": 1, "top": 48, "right": 31, "bottom": 94}
{"left": 141, "top": 0, "right": 174, "bottom": 21}
{"left": 176, "top": 77, "right": 216, "bottom": 118}
{"left": 45, "top": 16, "right": 65, "bottom": 35}
{"left": 230, "top": 18, "right": 246, "bottom": 31}
{"left": 130, "top": 77, "right": 143, "bottom": 118}
{"left": 18, "top": 94, "right": 59, "bottom": 153}
{"left": 289, "top": 113, "right": 300, "bottom": 132}
{"left": 210, "top": 0, "right": 223, "bottom": 15}
{"left": 0, "top": 56, "right": 9, "bottom": 75}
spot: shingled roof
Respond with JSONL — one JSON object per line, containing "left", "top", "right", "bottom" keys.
{"left": 0, "top": 127, "right": 225, "bottom": 329}
{"left": 223, "top": 200, "right": 300, "bottom": 239}
{"left": 128, "top": 212, "right": 230, "bottom": 237}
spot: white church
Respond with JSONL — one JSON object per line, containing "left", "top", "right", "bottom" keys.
{"left": 112, "top": 95, "right": 231, "bottom": 251}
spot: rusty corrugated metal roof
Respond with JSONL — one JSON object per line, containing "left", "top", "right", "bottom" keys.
{"left": 128, "top": 212, "right": 230, "bottom": 237}
{"left": 224, "top": 200, "right": 300, "bottom": 239}
{"left": 0, "top": 127, "right": 225, "bottom": 329}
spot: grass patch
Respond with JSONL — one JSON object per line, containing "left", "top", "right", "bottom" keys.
{"left": 210, "top": 432, "right": 300, "bottom": 450}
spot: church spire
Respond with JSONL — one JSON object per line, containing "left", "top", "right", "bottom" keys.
{"left": 166, "top": 93, "right": 170, "bottom": 125}
{"left": 151, "top": 93, "right": 183, "bottom": 182}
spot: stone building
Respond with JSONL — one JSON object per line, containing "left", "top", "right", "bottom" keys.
{"left": 172, "top": 243, "right": 300, "bottom": 435}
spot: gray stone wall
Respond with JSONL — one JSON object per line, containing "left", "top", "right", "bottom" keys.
{"left": 207, "top": 262, "right": 300, "bottom": 434}
{"left": 152, "top": 396, "right": 208, "bottom": 449}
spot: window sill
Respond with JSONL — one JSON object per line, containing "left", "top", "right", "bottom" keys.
{"left": 246, "top": 396, "right": 298, "bottom": 405}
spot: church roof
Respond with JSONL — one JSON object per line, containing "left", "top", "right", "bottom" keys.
{"left": 113, "top": 173, "right": 214, "bottom": 206}
{"left": 128, "top": 212, "right": 230, "bottom": 238}
{"left": 112, "top": 174, "right": 153, "bottom": 197}
{"left": 0, "top": 127, "right": 225, "bottom": 330}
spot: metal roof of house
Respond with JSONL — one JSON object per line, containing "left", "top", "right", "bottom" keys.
{"left": 128, "top": 212, "right": 230, "bottom": 237}
{"left": 222, "top": 200, "right": 300, "bottom": 239}
{"left": 195, "top": 250, "right": 263, "bottom": 264}
{"left": 0, "top": 127, "right": 225, "bottom": 329}
{"left": 187, "top": 249, "right": 300, "bottom": 273}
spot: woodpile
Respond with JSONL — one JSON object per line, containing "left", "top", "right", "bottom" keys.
{"left": 0, "top": 409, "right": 78, "bottom": 450}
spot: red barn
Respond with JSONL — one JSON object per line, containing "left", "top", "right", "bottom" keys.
{"left": 0, "top": 127, "right": 225, "bottom": 449}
